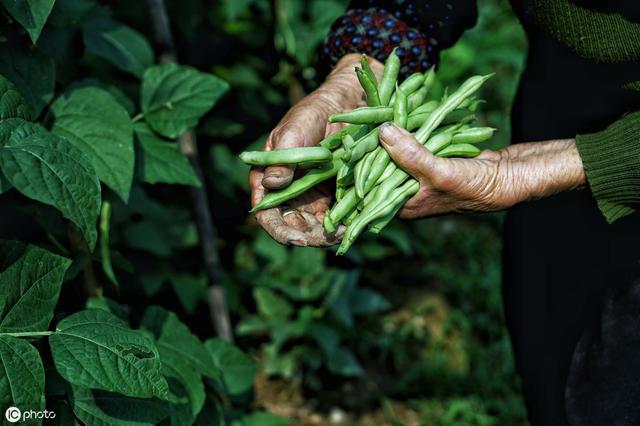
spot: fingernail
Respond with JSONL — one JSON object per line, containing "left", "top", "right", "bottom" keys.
{"left": 379, "top": 122, "right": 399, "bottom": 146}
{"left": 265, "top": 171, "right": 282, "bottom": 180}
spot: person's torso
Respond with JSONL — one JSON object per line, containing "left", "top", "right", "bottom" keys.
{"left": 508, "top": 0, "right": 640, "bottom": 142}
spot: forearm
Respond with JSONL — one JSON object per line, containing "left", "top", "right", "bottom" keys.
{"left": 500, "top": 139, "right": 586, "bottom": 206}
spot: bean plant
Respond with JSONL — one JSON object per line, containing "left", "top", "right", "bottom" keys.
{"left": 0, "top": 1, "right": 287, "bottom": 425}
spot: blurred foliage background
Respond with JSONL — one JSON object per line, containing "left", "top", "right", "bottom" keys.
{"left": 96, "top": 0, "right": 528, "bottom": 424}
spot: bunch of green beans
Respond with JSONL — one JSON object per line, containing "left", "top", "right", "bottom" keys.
{"left": 240, "top": 49, "right": 495, "bottom": 254}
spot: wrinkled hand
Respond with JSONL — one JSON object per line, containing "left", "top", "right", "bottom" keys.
{"left": 378, "top": 123, "right": 586, "bottom": 218}
{"left": 250, "top": 54, "right": 383, "bottom": 246}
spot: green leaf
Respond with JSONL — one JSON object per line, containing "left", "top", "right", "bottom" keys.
{"left": 49, "top": 309, "right": 170, "bottom": 400}
{"left": 0, "top": 46, "right": 55, "bottom": 117}
{"left": 0, "top": 240, "right": 70, "bottom": 332}
{"left": 134, "top": 123, "right": 200, "bottom": 187}
{"left": 0, "top": 336, "right": 45, "bottom": 419}
{"left": 253, "top": 288, "right": 293, "bottom": 319}
{"left": 308, "top": 322, "right": 339, "bottom": 357}
{"left": 85, "top": 297, "right": 130, "bottom": 322}
{"left": 70, "top": 385, "right": 169, "bottom": 426}
{"left": 205, "top": 338, "right": 257, "bottom": 396}
{"left": 0, "top": 171, "right": 11, "bottom": 193}
{"left": 326, "top": 347, "right": 363, "bottom": 377}
{"left": 193, "top": 394, "right": 225, "bottom": 426}
{"left": 118, "top": 187, "right": 199, "bottom": 257}
{"left": 70, "top": 78, "right": 136, "bottom": 116}
{"left": 350, "top": 288, "right": 391, "bottom": 315}
{"left": 168, "top": 273, "right": 207, "bottom": 314}
{"left": 1, "top": 0, "right": 55, "bottom": 43}
{"left": 141, "top": 63, "right": 229, "bottom": 138}
{"left": 162, "top": 355, "right": 205, "bottom": 422}
{"left": 0, "top": 74, "right": 30, "bottom": 120}
{"left": 141, "top": 308, "right": 208, "bottom": 421}
{"left": 83, "top": 15, "right": 154, "bottom": 78}
{"left": 49, "top": 86, "right": 134, "bottom": 201}
{"left": 141, "top": 306, "right": 217, "bottom": 379}
{"left": 0, "top": 121, "right": 102, "bottom": 248}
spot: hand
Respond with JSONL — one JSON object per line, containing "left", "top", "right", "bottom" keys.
{"left": 250, "top": 54, "right": 383, "bottom": 246}
{"left": 378, "top": 123, "right": 586, "bottom": 219}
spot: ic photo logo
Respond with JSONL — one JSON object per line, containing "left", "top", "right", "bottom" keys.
{"left": 4, "top": 407, "right": 56, "bottom": 423}
{"left": 5, "top": 407, "right": 20, "bottom": 423}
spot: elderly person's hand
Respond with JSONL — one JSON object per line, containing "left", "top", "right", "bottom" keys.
{"left": 378, "top": 123, "right": 587, "bottom": 218}
{"left": 250, "top": 53, "right": 382, "bottom": 246}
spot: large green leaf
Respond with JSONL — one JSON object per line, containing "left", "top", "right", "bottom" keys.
{"left": 0, "top": 240, "right": 70, "bottom": 333}
{"left": 162, "top": 354, "right": 205, "bottom": 422}
{"left": 134, "top": 123, "right": 200, "bottom": 187}
{"left": 0, "top": 0, "right": 55, "bottom": 43}
{"left": 70, "top": 385, "right": 169, "bottom": 426}
{"left": 0, "top": 46, "right": 55, "bottom": 117}
{"left": 141, "top": 307, "right": 209, "bottom": 420}
{"left": 141, "top": 306, "right": 217, "bottom": 379}
{"left": 0, "top": 171, "right": 11, "bottom": 193}
{"left": 82, "top": 15, "right": 154, "bottom": 78}
{"left": 141, "top": 63, "right": 229, "bottom": 138}
{"left": 0, "top": 121, "right": 101, "bottom": 248}
{"left": 0, "top": 336, "right": 45, "bottom": 420}
{"left": 205, "top": 338, "right": 257, "bottom": 396}
{"left": 49, "top": 309, "right": 170, "bottom": 400}
{"left": 0, "top": 74, "right": 30, "bottom": 120}
{"left": 49, "top": 86, "right": 134, "bottom": 201}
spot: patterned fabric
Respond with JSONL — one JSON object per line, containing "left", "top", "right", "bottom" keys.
{"left": 323, "top": 1, "right": 477, "bottom": 75}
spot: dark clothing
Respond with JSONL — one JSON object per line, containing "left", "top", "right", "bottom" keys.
{"left": 324, "top": 1, "right": 640, "bottom": 424}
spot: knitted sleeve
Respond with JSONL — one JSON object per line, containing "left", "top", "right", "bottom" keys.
{"left": 323, "top": 0, "right": 478, "bottom": 75}
{"left": 575, "top": 111, "right": 640, "bottom": 223}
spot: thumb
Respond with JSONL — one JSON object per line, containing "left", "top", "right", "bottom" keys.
{"left": 379, "top": 122, "right": 434, "bottom": 178}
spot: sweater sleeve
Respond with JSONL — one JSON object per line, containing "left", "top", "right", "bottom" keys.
{"left": 575, "top": 110, "right": 640, "bottom": 223}
{"left": 322, "top": 0, "right": 478, "bottom": 76}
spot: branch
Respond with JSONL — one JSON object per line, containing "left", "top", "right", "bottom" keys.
{"left": 145, "top": 0, "right": 233, "bottom": 342}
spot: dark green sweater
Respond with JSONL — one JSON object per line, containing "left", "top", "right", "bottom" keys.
{"left": 531, "top": 0, "right": 640, "bottom": 223}
{"left": 512, "top": 0, "right": 640, "bottom": 223}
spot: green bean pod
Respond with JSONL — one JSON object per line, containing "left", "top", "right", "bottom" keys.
{"left": 343, "top": 208, "right": 359, "bottom": 226}
{"left": 398, "top": 72, "right": 425, "bottom": 95}
{"left": 369, "top": 201, "right": 403, "bottom": 234}
{"left": 451, "top": 127, "right": 496, "bottom": 144}
{"left": 406, "top": 111, "right": 430, "bottom": 131}
{"left": 393, "top": 85, "right": 408, "bottom": 128}
{"left": 319, "top": 124, "right": 364, "bottom": 150}
{"left": 239, "top": 146, "right": 332, "bottom": 166}
{"left": 410, "top": 99, "right": 439, "bottom": 116}
{"left": 336, "top": 162, "right": 354, "bottom": 186}
{"left": 355, "top": 67, "right": 381, "bottom": 107}
{"left": 424, "top": 131, "right": 454, "bottom": 153}
{"left": 360, "top": 54, "right": 378, "bottom": 86}
{"left": 363, "top": 148, "right": 391, "bottom": 194}
{"left": 250, "top": 150, "right": 344, "bottom": 212}
{"left": 326, "top": 187, "right": 359, "bottom": 228}
{"left": 437, "top": 143, "right": 481, "bottom": 158}
{"left": 378, "top": 48, "right": 401, "bottom": 105}
{"left": 337, "top": 179, "right": 419, "bottom": 255}
{"left": 348, "top": 127, "right": 380, "bottom": 164}
{"left": 329, "top": 106, "right": 392, "bottom": 124}
{"left": 414, "top": 74, "right": 493, "bottom": 144}
{"left": 355, "top": 149, "right": 377, "bottom": 197}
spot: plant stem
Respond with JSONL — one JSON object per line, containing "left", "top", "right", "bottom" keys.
{"left": 131, "top": 113, "right": 144, "bottom": 122}
{"left": 0, "top": 331, "right": 53, "bottom": 338}
{"left": 67, "top": 223, "right": 102, "bottom": 298}
{"left": 146, "top": 0, "right": 233, "bottom": 343}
